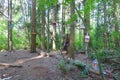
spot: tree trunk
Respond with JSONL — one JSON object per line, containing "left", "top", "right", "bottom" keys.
{"left": 8, "top": 0, "right": 13, "bottom": 51}
{"left": 61, "top": 4, "right": 65, "bottom": 36}
{"left": 83, "top": 0, "right": 90, "bottom": 55}
{"left": 103, "top": 0, "right": 107, "bottom": 48}
{"left": 83, "top": 0, "right": 90, "bottom": 38}
{"left": 41, "top": 10, "right": 46, "bottom": 51}
{"left": 8, "top": 0, "right": 10, "bottom": 51}
{"left": 96, "top": 2, "right": 100, "bottom": 47}
{"left": 113, "top": 0, "right": 119, "bottom": 47}
{"left": 47, "top": 9, "right": 50, "bottom": 53}
{"left": 52, "top": 5, "right": 58, "bottom": 50}
{"left": 30, "top": 0, "right": 36, "bottom": 53}
{"left": 52, "top": 24, "right": 56, "bottom": 50}
{"left": 68, "top": 0, "right": 75, "bottom": 59}
{"left": 10, "top": 0, "right": 13, "bottom": 51}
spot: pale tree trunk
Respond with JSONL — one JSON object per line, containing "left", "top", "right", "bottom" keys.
{"left": 52, "top": 5, "right": 58, "bottom": 50}
{"left": 68, "top": 0, "right": 75, "bottom": 59}
{"left": 30, "top": 0, "right": 36, "bottom": 53}
{"left": 113, "top": 0, "right": 119, "bottom": 47}
{"left": 47, "top": 9, "right": 50, "bottom": 53}
{"left": 52, "top": 25, "right": 56, "bottom": 50}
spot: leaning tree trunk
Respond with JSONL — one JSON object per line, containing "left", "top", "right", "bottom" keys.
{"left": 68, "top": 0, "right": 75, "bottom": 59}
{"left": 30, "top": 0, "right": 36, "bottom": 53}
{"left": 113, "top": 0, "right": 119, "bottom": 47}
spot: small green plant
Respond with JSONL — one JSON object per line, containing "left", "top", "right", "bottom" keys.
{"left": 74, "top": 60, "right": 85, "bottom": 69}
{"left": 89, "top": 49, "right": 111, "bottom": 62}
{"left": 113, "top": 72, "right": 120, "bottom": 80}
{"left": 58, "top": 59, "right": 67, "bottom": 74}
{"left": 96, "top": 50, "right": 105, "bottom": 80}
{"left": 75, "top": 60, "right": 89, "bottom": 74}
{"left": 68, "top": 59, "right": 75, "bottom": 71}
{"left": 80, "top": 71, "right": 87, "bottom": 78}
{"left": 75, "top": 60, "right": 89, "bottom": 78}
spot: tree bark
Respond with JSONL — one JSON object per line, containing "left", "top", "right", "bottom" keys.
{"left": 52, "top": 4, "right": 58, "bottom": 50}
{"left": 61, "top": 4, "right": 65, "bottom": 36}
{"left": 103, "top": 0, "right": 107, "bottom": 48}
{"left": 83, "top": 0, "right": 90, "bottom": 55}
{"left": 41, "top": 10, "right": 46, "bottom": 51}
{"left": 68, "top": 0, "right": 75, "bottom": 59}
{"left": 113, "top": 0, "right": 119, "bottom": 47}
{"left": 83, "top": 0, "right": 90, "bottom": 37}
{"left": 30, "top": 0, "right": 36, "bottom": 53}
{"left": 7, "top": 0, "right": 10, "bottom": 51}
{"left": 8, "top": 0, "right": 13, "bottom": 51}
{"left": 47, "top": 9, "right": 50, "bottom": 53}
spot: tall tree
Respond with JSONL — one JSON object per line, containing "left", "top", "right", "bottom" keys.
{"left": 30, "top": 0, "right": 36, "bottom": 53}
{"left": 113, "top": 0, "right": 119, "bottom": 47}
{"left": 7, "top": 0, "right": 10, "bottom": 51}
{"left": 83, "top": 0, "right": 90, "bottom": 37}
{"left": 103, "top": 0, "right": 107, "bottom": 48}
{"left": 68, "top": 0, "right": 75, "bottom": 59}
{"left": 46, "top": 9, "right": 50, "bottom": 53}
{"left": 8, "top": 0, "right": 13, "bottom": 51}
{"left": 83, "top": 0, "right": 90, "bottom": 55}
{"left": 41, "top": 9, "right": 46, "bottom": 51}
{"left": 52, "top": 0, "right": 58, "bottom": 50}
{"left": 61, "top": 2, "right": 65, "bottom": 36}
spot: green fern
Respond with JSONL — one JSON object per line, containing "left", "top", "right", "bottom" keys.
{"left": 58, "top": 59, "right": 67, "bottom": 74}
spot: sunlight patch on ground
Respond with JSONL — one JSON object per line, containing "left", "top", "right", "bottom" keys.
{"left": 14, "top": 55, "right": 46, "bottom": 65}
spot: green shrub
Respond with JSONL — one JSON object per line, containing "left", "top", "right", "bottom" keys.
{"left": 58, "top": 59, "right": 67, "bottom": 74}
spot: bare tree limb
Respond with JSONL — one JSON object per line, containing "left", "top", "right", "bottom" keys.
{"left": 0, "top": 10, "right": 9, "bottom": 18}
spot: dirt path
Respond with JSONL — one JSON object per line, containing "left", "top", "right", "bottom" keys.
{"left": 0, "top": 50, "right": 115, "bottom": 80}
{"left": 0, "top": 50, "right": 63, "bottom": 80}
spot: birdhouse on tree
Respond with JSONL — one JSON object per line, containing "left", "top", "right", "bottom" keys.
{"left": 52, "top": 21, "right": 56, "bottom": 27}
{"left": 85, "top": 33, "right": 90, "bottom": 43}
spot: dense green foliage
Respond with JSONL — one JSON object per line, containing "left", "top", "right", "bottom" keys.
{"left": 0, "top": 0, "right": 120, "bottom": 52}
{"left": 0, "top": 0, "right": 120, "bottom": 79}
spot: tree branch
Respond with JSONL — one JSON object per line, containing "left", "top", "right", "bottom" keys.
{"left": 0, "top": 10, "right": 9, "bottom": 18}
{"left": 74, "top": 6, "right": 87, "bottom": 28}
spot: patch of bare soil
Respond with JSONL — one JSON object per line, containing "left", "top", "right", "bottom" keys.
{"left": 0, "top": 50, "right": 62, "bottom": 80}
{"left": 0, "top": 50, "right": 116, "bottom": 80}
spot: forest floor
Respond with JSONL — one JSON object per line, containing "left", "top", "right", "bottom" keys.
{"left": 0, "top": 50, "right": 118, "bottom": 80}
